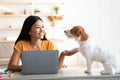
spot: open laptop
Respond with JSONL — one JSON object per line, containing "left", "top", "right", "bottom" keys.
{"left": 21, "top": 50, "right": 59, "bottom": 75}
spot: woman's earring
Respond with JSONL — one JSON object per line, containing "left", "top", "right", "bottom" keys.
{"left": 29, "top": 32, "right": 31, "bottom": 35}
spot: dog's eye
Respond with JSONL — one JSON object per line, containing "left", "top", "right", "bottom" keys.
{"left": 70, "top": 29, "right": 73, "bottom": 33}
{"left": 70, "top": 29, "right": 74, "bottom": 34}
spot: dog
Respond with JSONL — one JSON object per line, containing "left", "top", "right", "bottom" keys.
{"left": 64, "top": 25, "right": 120, "bottom": 75}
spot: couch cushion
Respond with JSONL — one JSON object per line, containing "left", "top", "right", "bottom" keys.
{"left": 0, "top": 41, "right": 14, "bottom": 58}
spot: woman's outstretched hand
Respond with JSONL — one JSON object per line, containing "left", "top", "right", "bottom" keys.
{"left": 61, "top": 48, "right": 78, "bottom": 56}
{"left": 58, "top": 48, "right": 78, "bottom": 69}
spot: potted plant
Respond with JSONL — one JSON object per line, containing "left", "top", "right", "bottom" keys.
{"left": 34, "top": 8, "right": 40, "bottom": 14}
{"left": 53, "top": 6, "right": 60, "bottom": 14}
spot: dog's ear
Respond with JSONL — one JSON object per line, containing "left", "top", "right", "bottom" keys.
{"left": 71, "top": 26, "right": 88, "bottom": 41}
{"left": 70, "top": 26, "right": 82, "bottom": 37}
{"left": 79, "top": 26, "right": 84, "bottom": 33}
{"left": 79, "top": 26, "right": 89, "bottom": 41}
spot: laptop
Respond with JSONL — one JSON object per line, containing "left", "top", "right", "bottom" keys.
{"left": 21, "top": 50, "right": 59, "bottom": 75}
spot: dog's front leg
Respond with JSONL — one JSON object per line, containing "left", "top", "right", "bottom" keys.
{"left": 85, "top": 59, "right": 92, "bottom": 74}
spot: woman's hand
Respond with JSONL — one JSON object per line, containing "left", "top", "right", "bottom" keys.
{"left": 61, "top": 48, "right": 78, "bottom": 56}
{"left": 59, "top": 48, "right": 78, "bottom": 69}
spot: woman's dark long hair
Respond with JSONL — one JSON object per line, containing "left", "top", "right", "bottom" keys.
{"left": 15, "top": 15, "right": 47, "bottom": 45}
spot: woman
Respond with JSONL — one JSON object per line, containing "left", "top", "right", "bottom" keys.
{"left": 8, "top": 15, "right": 78, "bottom": 71}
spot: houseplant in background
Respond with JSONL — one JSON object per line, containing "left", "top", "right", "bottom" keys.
{"left": 53, "top": 6, "right": 60, "bottom": 14}
{"left": 34, "top": 8, "right": 41, "bottom": 15}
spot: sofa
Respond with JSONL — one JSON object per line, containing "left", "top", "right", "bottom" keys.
{"left": 0, "top": 41, "right": 14, "bottom": 65}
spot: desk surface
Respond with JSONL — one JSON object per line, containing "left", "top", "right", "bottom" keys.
{"left": 1, "top": 66, "right": 120, "bottom": 80}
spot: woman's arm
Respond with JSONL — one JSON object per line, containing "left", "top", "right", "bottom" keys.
{"left": 58, "top": 52, "right": 65, "bottom": 69}
{"left": 7, "top": 49, "right": 22, "bottom": 71}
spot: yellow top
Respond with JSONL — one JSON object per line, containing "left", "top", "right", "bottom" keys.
{"left": 14, "top": 40, "right": 57, "bottom": 54}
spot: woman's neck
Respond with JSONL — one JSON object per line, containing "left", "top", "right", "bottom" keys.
{"left": 31, "top": 38, "right": 40, "bottom": 44}
{"left": 30, "top": 39, "right": 42, "bottom": 50}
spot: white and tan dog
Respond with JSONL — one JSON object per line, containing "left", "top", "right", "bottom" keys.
{"left": 64, "top": 26, "right": 120, "bottom": 75}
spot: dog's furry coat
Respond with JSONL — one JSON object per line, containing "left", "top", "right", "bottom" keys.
{"left": 64, "top": 26, "right": 120, "bottom": 75}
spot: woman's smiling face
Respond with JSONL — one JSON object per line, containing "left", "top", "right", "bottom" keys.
{"left": 29, "top": 20, "right": 45, "bottom": 39}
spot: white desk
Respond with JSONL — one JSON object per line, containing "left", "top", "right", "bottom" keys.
{"left": 2, "top": 67, "right": 120, "bottom": 80}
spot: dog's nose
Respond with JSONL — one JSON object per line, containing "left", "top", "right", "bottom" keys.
{"left": 64, "top": 30, "right": 66, "bottom": 33}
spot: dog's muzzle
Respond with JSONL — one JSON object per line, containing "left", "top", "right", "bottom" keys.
{"left": 64, "top": 30, "right": 73, "bottom": 38}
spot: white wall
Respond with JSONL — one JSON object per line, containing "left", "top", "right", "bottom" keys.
{"left": 62, "top": 0, "right": 120, "bottom": 66}
{"left": 98, "top": 0, "right": 120, "bottom": 54}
